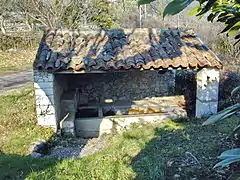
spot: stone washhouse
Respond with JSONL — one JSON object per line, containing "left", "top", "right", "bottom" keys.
{"left": 33, "top": 28, "right": 222, "bottom": 137}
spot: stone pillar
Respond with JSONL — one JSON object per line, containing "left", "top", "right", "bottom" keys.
{"left": 33, "top": 70, "right": 57, "bottom": 130}
{"left": 60, "top": 92, "right": 78, "bottom": 136}
{"left": 196, "top": 68, "right": 220, "bottom": 118}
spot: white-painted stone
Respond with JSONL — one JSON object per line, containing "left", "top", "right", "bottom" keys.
{"left": 35, "top": 88, "right": 54, "bottom": 96}
{"left": 35, "top": 95, "right": 54, "bottom": 106}
{"left": 196, "top": 68, "right": 219, "bottom": 101}
{"left": 36, "top": 105, "right": 55, "bottom": 115}
{"left": 34, "top": 82, "right": 53, "bottom": 89}
{"left": 100, "top": 118, "right": 113, "bottom": 131}
{"left": 196, "top": 100, "right": 218, "bottom": 118}
{"left": 196, "top": 68, "right": 220, "bottom": 118}
{"left": 37, "top": 114, "right": 57, "bottom": 127}
{"left": 34, "top": 70, "right": 58, "bottom": 130}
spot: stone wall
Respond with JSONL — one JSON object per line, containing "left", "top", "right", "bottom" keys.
{"left": 175, "top": 70, "right": 197, "bottom": 116}
{"left": 34, "top": 70, "right": 64, "bottom": 130}
{"left": 63, "top": 70, "right": 176, "bottom": 104}
{"left": 34, "top": 68, "right": 221, "bottom": 135}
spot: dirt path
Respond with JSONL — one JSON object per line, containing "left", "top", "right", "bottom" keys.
{"left": 0, "top": 70, "right": 33, "bottom": 92}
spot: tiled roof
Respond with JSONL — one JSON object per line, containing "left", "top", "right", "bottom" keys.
{"left": 34, "top": 28, "right": 222, "bottom": 71}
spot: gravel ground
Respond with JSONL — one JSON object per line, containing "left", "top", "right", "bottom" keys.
{"left": 43, "top": 136, "right": 110, "bottom": 159}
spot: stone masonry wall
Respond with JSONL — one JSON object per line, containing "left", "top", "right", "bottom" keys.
{"left": 64, "top": 70, "right": 176, "bottom": 104}
{"left": 34, "top": 70, "right": 63, "bottom": 130}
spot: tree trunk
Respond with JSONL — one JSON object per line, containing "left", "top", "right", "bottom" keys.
{"left": 0, "top": 15, "right": 6, "bottom": 35}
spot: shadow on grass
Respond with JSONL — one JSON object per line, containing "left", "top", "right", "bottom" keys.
{"left": 0, "top": 118, "right": 237, "bottom": 179}
{"left": 0, "top": 153, "right": 60, "bottom": 179}
{"left": 0, "top": 133, "right": 63, "bottom": 180}
{"left": 0, "top": 130, "right": 89, "bottom": 180}
{"left": 130, "top": 118, "right": 233, "bottom": 180}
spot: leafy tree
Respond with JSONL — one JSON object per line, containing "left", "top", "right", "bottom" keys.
{"left": 138, "top": 0, "right": 240, "bottom": 44}
{"left": 90, "top": 0, "right": 117, "bottom": 29}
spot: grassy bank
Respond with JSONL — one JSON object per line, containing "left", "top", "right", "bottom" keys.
{"left": 0, "top": 49, "right": 36, "bottom": 73}
{"left": 0, "top": 86, "right": 238, "bottom": 179}
{"left": 0, "top": 85, "right": 54, "bottom": 155}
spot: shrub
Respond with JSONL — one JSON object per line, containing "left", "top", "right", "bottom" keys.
{"left": 0, "top": 32, "right": 40, "bottom": 51}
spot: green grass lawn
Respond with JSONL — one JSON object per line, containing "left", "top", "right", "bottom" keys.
{"left": 0, "top": 85, "right": 54, "bottom": 155}
{"left": 0, "top": 85, "right": 238, "bottom": 179}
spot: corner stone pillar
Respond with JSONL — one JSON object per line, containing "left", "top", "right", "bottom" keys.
{"left": 196, "top": 68, "right": 220, "bottom": 118}
{"left": 33, "top": 70, "right": 57, "bottom": 130}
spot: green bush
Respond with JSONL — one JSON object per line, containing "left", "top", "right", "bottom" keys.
{"left": 209, "top": 36, "right": 240, "bottom": 58}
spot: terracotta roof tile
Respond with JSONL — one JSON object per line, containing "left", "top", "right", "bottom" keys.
{"left": 34, "top": 28, "right": 222, "bottom": 71}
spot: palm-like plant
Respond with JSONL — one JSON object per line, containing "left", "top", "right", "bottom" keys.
{"left": 202, "top": 86, "right": 240, "bottom": 168}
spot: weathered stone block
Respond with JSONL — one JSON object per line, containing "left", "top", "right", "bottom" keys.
{"left": 196, "top": 100, "right": 218, "bottom": 118}
{"left": 33, "top": 70, "right": 54, "bottom": 82}
{"left": 34, "top": 75, "right": 53, "bottom": 83}
{"left": 34, "top": 71, "right": 65, "bottom": 131}
{"left": 75, "top": 111, "right": 187, "bottom": 138}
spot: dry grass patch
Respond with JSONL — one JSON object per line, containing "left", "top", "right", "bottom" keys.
{"left": 0, "top": 49, "right": 36, "bottom": 73}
